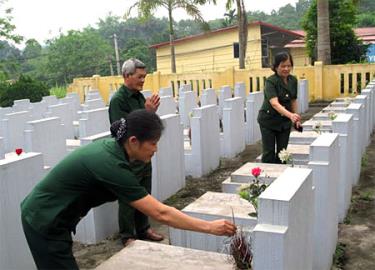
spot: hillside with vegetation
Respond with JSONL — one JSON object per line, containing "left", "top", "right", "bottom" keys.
{"left": 0, "top": 0, "right": 374, "bottom": 90}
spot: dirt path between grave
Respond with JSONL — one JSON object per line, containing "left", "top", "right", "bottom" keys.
{"left": 73, "top": 102, "right": 375, "bottom": 269}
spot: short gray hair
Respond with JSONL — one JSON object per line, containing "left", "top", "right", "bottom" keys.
{"left": 121, "top": 58, "right": 146, "bottom": 77}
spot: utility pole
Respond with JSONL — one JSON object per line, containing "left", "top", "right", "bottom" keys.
{"left": 113, "top": 34, "right": 121, "bottom": 75}
{"left": 108, "top": 56, "right": 114, "bottom": 76}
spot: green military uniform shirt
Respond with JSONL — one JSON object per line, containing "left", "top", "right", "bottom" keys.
{"left": 21, "top": 138, "right": 148, "bottom": 241}
{"left": 257, "top": 74, "right": 298, "bottom": 131}
{"left": 109, "top": 84, "right": 146, "bottom": 124}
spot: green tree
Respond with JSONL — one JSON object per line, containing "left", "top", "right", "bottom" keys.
{"left": 0, "top": 40, "right": 21, "bottom": 80}
{"left": 0, "top": 0, "right": 22, "bottom": 44}
{"left": 0, "top": 75, "right": 49, "bottom": 107}
{"left": 226, "top": 0, "right": 247, "bottom": 69}
{"left": 45, "top": 28, "right": 112, "bottom": 84}
{"left": 121, "top": 38, "right": 155, "bottom": 72}
{"left": 317, "top": 0, "right": 331, "bottom": 64}
{"left": 126, "top": 0, "right": 216, "bottom": 73}
{"left": 302, "top": 0, "right": 368, "bottom": 64}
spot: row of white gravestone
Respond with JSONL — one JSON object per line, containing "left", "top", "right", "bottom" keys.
{"left": 169, "top": 79, "right": 375, "bottom": 270}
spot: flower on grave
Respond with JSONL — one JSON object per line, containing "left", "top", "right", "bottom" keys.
{"left": 251, "top": 167, "right": 261, "bottom": 178}
{"left": 239, "top": 167, "right": 267, "bottom": 217}
{"left": 312, "top": 121, "right": 322, "bottom": 134}
{"left": 328, "top": 111, "right": 337, "bottom": 121}
{"left": 227, "top": 228, "right": 253, "bottom": 270}
{"left": 278, "top": 148, "right": 294, "bottom": 166}
{"left": 15, "top": 148, "right": 23, "bottom": 156}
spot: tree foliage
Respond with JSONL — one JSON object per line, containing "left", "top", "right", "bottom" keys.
{"left": 0, "top": 1, "right": 22, "bottom": 44}
{"left": 45, "top": 28, "right": 112, "bottom": 85}
{"left": 302, "top": 0, "right": 368, "bottom": 64}
{"left": 0, "top": 75, "right": 49, "bottom": 107}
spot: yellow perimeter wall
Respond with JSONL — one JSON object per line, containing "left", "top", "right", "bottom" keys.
{"left": 68, "top": 62, "right": 375, "bottom": 104}
{"left": 155, "top": 24, "right": 262, "bottom": 73}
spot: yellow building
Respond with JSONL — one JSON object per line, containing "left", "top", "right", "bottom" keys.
{"left": 150, "top": 21, "right": 304, "bottom": 74}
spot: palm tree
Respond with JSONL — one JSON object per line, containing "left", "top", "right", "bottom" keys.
{"left": 226, "top": 0, "right": 248, "bottom": 69}
{"left": 317, "top": 0, "right": 331, "bottom": 64}
{"left": 126, "top": 0, "right": 216, "bottom": 74}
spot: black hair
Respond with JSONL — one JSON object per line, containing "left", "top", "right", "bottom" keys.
{"left": 110, "top": 109, "right": 164, "bottom": 144}
{"left": 271, "top": 52, "right": 294, "bottom": 73}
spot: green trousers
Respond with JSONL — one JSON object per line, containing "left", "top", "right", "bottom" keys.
{"left": 22, "top": 217, "right": 78, "bottom": 270}
{"left": 118, "top": 162, "right": 152, "bottom": 240}
{"left": 260, "top": 125, "right": 291, "bottom": 164}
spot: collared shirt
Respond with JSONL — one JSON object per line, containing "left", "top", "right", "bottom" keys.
{"left": 108, "top": 84, "right": 146, "bottom": 124}
{"left": 21, "top": 138, "right": 148, "bottom": 240}
{"left": 257, "top": 74, "right": 298, "bottom": 131}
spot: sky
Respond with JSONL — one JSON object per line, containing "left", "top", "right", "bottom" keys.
{"left": 4, "top": 0, "right": 299, "bottom": 47}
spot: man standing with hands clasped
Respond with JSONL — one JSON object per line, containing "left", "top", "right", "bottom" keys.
{"left": 109, "top": 58, "right": 161, "bottom": 246}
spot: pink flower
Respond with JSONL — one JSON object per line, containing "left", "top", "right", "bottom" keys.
{"left": 15, "top": 148, "right": 23, "bottom": 156}
{"left": 251, "top": 167, "right": 261, "bottom": 178}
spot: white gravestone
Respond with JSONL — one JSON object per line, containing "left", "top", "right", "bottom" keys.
{"left": 159, "top": 86, "right": 173, "bottom": 97}
{"left": 345, "top": 103, "right": 362, "bottom": 184}
{"left": 24, "top": 117, "right": 68, "bottom": 167}
{"left": 0, "top": 137, "right": 4, "bottom": 159}
{"left": 221, "top": 97, "right": 245, "bottom": 158}
{"left": 0, "top": 111, "right": 30, "bottom": 152}
{"left": 0, "top": 153, "right": 46, "bottom": 270}
{"left": 157, "top": 96, "right": 177, "bottom": 117}
{"left": 200, "top": 88, "right": 217, "bottom": 107}
{"left": 30, "top": 101, "right": 48, "bottom": 120}
{"left": 185, "top": 105, "right": 220, "bottom": 178}
{"left": 12, "top": 99, "right": 32, "bottom": 112}
{"left": 152, "top": 114, "right": 185, "bottom": 201}
{"left": 332, "top": 114, "right": 354, "bottom": 222}
{"left": 46, "top": 103, "right": 75, "bottom": 139}
{"left": 0, "top": 107, "right": 12, "bottom": 120}
{"left": 42, "top": 95, "right": 59, "bottom": 106}
{"left": 79, "top": 107, "right": 110, "bottom": 138}
{"left": 178, "top": 91, "right": 197, "bottom": 128}
{"left": 218, "top": 85, "right": 232, "bottom": 120}
{"left": 81, "top": 98, "right": 106, "bottom": 111}
{"left": 246, "top": 92, "right": 263, "bottom": 143}
{"left": 253, "top": 167, "right": 314, "bottom": 270}
{"left": 234, "top": 82, "right": 246, "bottom": 102}
{"left": 308, "top": 133, "right": 340, "bottom": 270}
{"left": 297, "top": 79, "right": 309, "bottom": 113}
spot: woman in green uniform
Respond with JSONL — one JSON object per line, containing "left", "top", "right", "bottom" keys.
{"left": 21, "top": 109, "right": 236, "bottom": 270}
{"left": 257, "top": 52, "right": 301, "bottom": 163}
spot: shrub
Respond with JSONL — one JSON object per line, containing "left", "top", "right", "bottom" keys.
{"left": 0, "top": 75, "right": 49, "bottom": 107}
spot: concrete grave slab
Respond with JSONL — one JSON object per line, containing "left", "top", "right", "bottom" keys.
{"left": 95, "top": 240, "right": 234, "bottom": 270}
{"left": 170, "top": 192, "right": 256, "bottom": 253}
